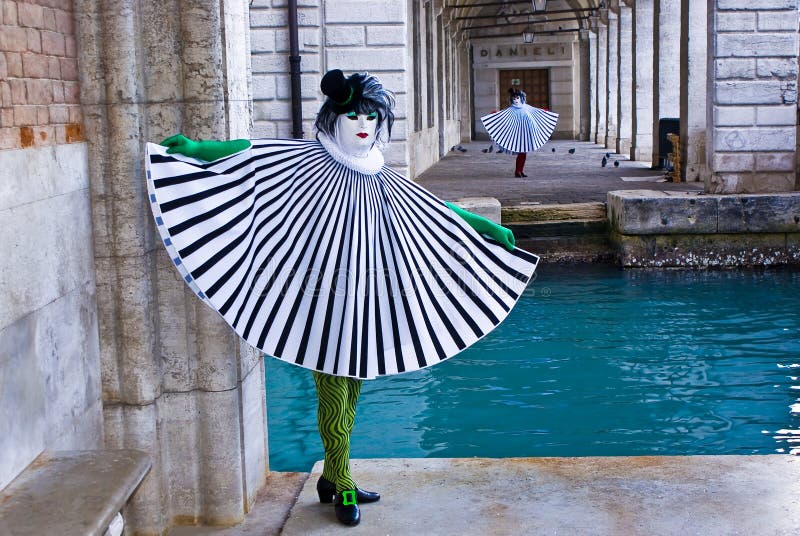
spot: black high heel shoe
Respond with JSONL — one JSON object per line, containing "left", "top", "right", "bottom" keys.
{"left": 317, "top": 476, "right": 380, "bottom": 504}
{"left": 334, "top": 491, "right": 360, "bottom": 526}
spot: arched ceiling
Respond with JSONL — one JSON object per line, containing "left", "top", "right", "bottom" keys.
{"left": 448, "top": 0, "right": 603, "bottom": 42}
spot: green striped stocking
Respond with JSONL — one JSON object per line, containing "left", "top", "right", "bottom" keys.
{"left": 313, "top": 371, "right": 362, "bottom": 493}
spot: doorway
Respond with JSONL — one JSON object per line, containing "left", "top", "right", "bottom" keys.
{"left": 498, "top": 69, "right": 550, "bottom": 110}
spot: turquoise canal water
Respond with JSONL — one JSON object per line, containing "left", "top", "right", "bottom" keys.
{"left": 265, "top": 265, "right": 800, "bottom": 472}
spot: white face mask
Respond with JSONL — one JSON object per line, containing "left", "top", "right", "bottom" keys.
{"left": 335, "top": 111, "right": 378, "bottom": 157}
{"left": 511, "top": 96, "right": 522, "bottom": 106}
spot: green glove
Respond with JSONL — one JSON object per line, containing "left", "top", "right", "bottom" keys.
{"left": 446, "top": 202, "right": 515, "bottom": 251}
{"left": 160, "top": 134, "right": 251, "bottom": 162}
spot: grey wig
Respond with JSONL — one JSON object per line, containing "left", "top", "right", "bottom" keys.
{"left": 315, "top": 72, "right": 396, "bottom": 144}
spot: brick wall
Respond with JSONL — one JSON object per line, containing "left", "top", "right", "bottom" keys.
{"left": 0, "top": 0, "right": 83, "bottom": 150}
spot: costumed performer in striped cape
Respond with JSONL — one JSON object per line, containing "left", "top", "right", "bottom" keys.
{"left": 145, "top": 69, "right": 539, "bottom": 527}
{"left": 481, "top": 88, "right": 559, "bottom": 178}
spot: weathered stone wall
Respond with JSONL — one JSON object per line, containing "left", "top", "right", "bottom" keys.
{"left": 706, "top": 0, "right": 799, "bottom": 193}
{"left": 0, "top": 144, "right": 101, "bottom": 491}
{"left": 74, "top": 1, "right": 267, "bottom": 534}
{"left": 0, "top": 0, "right": 101, "bottom": 492}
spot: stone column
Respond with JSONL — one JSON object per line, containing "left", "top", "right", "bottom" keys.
{"left": 616, "top": 4, "right": 633, "bottom": 155}
{"left": 653, "top": 0, "right": 681, "bottom": 167}
{"left": 631, "top": 0, "right": 654, "bottom": 162}
{"left": 579, "top": 30, "right": 591, "bottom": 141}
{"left": 75, "top": 1, "right": 268, "bottom": 534}
{"left": 679, "top": 0, "right": 707, "bottom": 182}
{"left": 589, "top": 30, "right": 598, "bottom": 143}
{"left": 706, "top": 1, "right": 799, "bottom": 193}
{"left": 606, "top": 12, "right": 619, "bottom": 151}
{"left": 596, "top": 21, "right": 608, "bottom": 146}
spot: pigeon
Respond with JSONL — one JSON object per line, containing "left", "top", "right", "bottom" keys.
{"left": 601, "top": 156, "right": 608, "bottom": 167}
{"left": 568, "top": 148, "right": 575, "bottom": 154}
{"left": 456, "top": 145, "right": 467, "bottom": 152}
{"left": 613, "top": 160, "right": 620, "bottom": 167}
{"left": 605, "top": 152, "right": 611, "bottom": 159}
{"left": 551, "top": 147, "right": 556, "bottom": 153}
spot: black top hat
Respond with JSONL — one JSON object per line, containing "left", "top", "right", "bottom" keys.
{"left": 321, "top": 69, "right": 362, "bottom": 113}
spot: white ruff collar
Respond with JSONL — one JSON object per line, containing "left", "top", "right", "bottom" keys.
{"left": 317, "top": 132, "right": 384, "bottom": 175}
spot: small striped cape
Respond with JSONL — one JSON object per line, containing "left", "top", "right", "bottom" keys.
{"left": 481, "top": 105, "right": 559, "bottom": 154}
{"left": 145, "top": 139, "right": 539, "bottom": 379}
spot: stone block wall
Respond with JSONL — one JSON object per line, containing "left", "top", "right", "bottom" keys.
{"left": 250, "top": 0, "right": 417, "bottom": 176}
{"left": 0, "top": 0, "right": 101, "bottom": 492}
{"left": 0, "top": 0, "right": 83, "bottom": 149}
{"left": 707, "top": 1, "right": 799, "bottom": 193}
{"left": 250, "top": 0, "right": 470, "bottom": 179}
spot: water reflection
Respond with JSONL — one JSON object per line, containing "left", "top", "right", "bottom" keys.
{"left": 266, "top": 266, "right": 800, "bottom": 471}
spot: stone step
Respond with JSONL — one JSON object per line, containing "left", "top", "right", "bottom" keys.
{"left": 508, "top": 218, "right": 613, "bottom": 263}
{"left": 508, "top": 218, "right": 609, "bottom": 237}
{"left": 502, "top": 202, "right": 607, "bottom": 224}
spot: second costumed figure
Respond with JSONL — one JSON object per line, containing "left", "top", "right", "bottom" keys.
{"left": 145, "top": 70, "right": 539, "bottom": 527}
{"left": 481, "top": 88, "right": 559, "bottom": 177}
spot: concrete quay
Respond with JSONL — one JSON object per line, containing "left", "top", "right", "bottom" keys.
{"left": 170, "top": 455, "right": 800, "bottom": 535}
{"left": 609, "top": 190, "right": 800, "bottom": 267}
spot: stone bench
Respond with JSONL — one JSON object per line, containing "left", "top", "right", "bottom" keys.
{"left": 0, "top": 450, "right": 150, "bottom": 536}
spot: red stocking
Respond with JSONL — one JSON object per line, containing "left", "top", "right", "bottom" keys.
{"left": 515, "top": 153, "right": 527, "bottom": 175}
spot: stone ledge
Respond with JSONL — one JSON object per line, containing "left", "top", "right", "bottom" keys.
{"left": 502, "top": 202, "right": 607, "bottom": 224}
{"left": 608, "top": 190, "right": 800, "bottom": 235}
{"left": 452, "top": 197, "right": 501, "bottom": 224}
{"left": 0, "top": 450, "right": 150, "bottom": 536}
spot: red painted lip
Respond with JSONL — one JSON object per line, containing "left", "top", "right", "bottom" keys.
{"left": 356, "top": 133, "right": 369, "bottom": 139}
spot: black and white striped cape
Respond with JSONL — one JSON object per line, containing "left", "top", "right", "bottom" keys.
{"left": 145, "top": 139, "right": 539, "bottom": 379}
{"left": 481, "top": 104, "right": 559, "bottom": 154}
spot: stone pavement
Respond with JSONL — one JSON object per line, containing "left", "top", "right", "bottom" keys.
{"left": 194, "top": 455, "right": 798, "bottom": 536}
{"left": 416, "top": 140, "right": 703, "bottom": 205}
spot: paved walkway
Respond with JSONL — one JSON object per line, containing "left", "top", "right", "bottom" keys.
{"left": 416, "top": 140, "right": 702, "bottom": 205}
